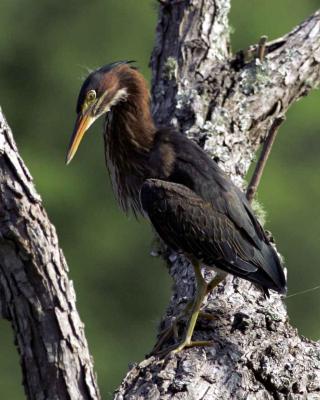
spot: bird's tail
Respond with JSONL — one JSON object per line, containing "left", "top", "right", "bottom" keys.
{"left": 251, "top": 242, "right": 287, "bottom": 295}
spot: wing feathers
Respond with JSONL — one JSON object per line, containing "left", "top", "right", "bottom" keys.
{"left": 141, "top": 178, "right": 286, "bottom": 294}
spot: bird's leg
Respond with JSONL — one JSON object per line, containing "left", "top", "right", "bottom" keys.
{"left": 152, "top": 297, "right": 218, "bottom": 354}
{"left": 155, "top": 264, "right": 226, "bottom": 357}
{"left": 206, "top": 271, "right": 228, "bottom": 295}
{"left": 151, "top": 299, "right": 194, "bottom": 354}
{"left": 153, "top": 262, "right": 206, "bottom": 356}
{"left": 169, "top": 261, "right": 209, "bottom": 353}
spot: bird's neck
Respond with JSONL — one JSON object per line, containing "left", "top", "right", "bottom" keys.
{"left": 106, "top": 66, "right": 156, "bottom": 150}
{"left": 104, "top": 86, "right": 156, "bottom": 214}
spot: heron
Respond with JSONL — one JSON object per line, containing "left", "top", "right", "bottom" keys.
{"left": 66, "top": 61, "right": 286, "bottom": 355}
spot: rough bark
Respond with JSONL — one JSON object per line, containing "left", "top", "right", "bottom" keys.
{"left": 115, "top": 2, "right": 320, "bottom": 400}
{"left": 0, "top": 111, "right": 100, "bottom": 399}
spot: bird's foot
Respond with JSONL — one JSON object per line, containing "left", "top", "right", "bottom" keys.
{"left": 151, "top": 317, "right": 181, "bottom": 355}
{"left": 154, "top": 338, "right": 214, "bottom": 358}
{"left": 151, "top": 300, "right": 194, "bottom": 354}
{"left": 151, "top": 267, "right": 225, "bottom": 358}
{"left": 151, "top": 311, "right": 216, "bottom": 355}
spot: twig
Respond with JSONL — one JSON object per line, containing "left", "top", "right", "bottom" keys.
{"left": 246, "top": 113, "right": 285, "bottom": 203}
{"left": 257, "top": 35, "right": 268, "bottom": 62}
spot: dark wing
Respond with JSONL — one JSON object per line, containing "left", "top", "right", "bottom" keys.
{"left": 141, "top": 179, "right": 286, "bottom": 294}
{"left": 150, "top": 130, "right": 264, "bottom": 249}
{"left": 166, "top": 132, "right": 265, "bottom": 248}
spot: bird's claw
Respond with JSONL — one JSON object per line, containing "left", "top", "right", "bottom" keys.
{"left": 151, "top": 317, "right": 183, "bottom": 355}
{"left": 154, "top": 339, "right": 214, "bottom": 358}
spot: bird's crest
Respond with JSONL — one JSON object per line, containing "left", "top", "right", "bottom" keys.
{"left": 99, "top": 60, "right": 137, "bottom": 74}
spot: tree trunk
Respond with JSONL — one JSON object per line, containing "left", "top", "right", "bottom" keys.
{"left": 0, "top": 111, "right": 100, "bottom": 399}
{"left": 1, "top": 1, "right": 320, "bottom": 399}
{"left": 115, "top": 2, "right": 320, "bottom": 399}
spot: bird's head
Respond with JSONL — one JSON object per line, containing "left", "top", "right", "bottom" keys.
{"left": 66, "top": 61, "right": 139, "bottom": 164}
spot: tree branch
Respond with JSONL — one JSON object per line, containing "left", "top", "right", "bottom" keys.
{"left": 115, "top": 2, "right": 320, "bottom": 399}
{"left": 0, "top": 110, "right": 100, "bottom": 399}
{"left": 246, "top": 108, "right": 285, "bottom": 203}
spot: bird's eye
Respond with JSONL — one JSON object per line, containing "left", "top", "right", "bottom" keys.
{"left": 86, "top": 90, "right": 96, "bottom": 102}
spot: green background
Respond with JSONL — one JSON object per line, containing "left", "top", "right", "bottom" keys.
{"left": 0, "top": 1, "right": 319, "bottom": 398}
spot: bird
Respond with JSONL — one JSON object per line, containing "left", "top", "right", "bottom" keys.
{"left": 66, "top": 61, "right": 287, "bottom": 355}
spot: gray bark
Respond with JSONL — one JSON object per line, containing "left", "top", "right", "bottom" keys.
{"left": 0, "top": 111, "right": 100, "bottom": 399}
{"left": 115, "top": 2, "right": 320, "bottom": 399}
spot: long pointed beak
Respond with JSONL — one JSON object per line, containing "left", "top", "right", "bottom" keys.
{"left": 66, "top": 111, "right": 95, "bottom": 164}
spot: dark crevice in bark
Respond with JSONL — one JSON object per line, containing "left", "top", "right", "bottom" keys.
{"left": 246, "top": 360, "right": 280, "bottom": 400}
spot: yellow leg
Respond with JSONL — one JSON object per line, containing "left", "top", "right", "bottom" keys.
{"left": 152, "top": 300, "right": 193, "bottom": 354}
{"left": 206, "top": 271, "right": 227, "bottom": 294}
{"left": 169, "top": 261, "right": 208, "bottom": 354}
{"left": 155, "top": 263, "right": 226, "bottom": 357}
{"left": 152, "top": 303, "right": 219, "bottom": 355}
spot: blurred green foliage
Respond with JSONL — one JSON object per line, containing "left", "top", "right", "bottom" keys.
{"left": 0, "top": 1, "right": 319, "bottom": 398}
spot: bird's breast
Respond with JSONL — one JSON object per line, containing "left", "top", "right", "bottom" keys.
{"left": 105, "top": 144, "right": 147, "bottom": 215}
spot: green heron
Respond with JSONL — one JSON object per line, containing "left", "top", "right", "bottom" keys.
{"left": 66, "top": 61, "right": 286, "bottom": 354}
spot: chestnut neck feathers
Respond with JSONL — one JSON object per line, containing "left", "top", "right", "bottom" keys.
{"left": 104, "top": 66, "right": 156, "bottom": 214}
